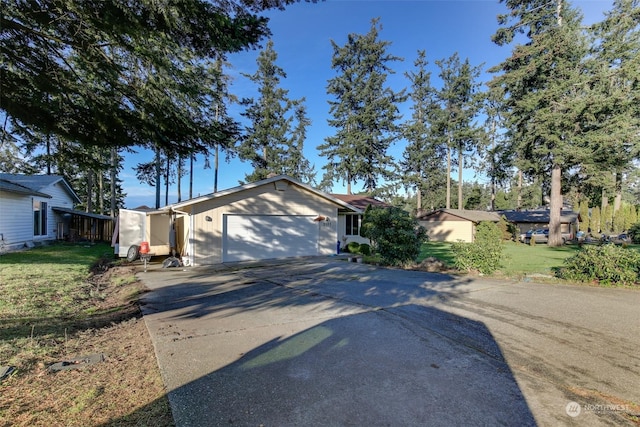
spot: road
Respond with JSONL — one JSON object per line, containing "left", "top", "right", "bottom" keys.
{"left": 138, "top": 257, "right": 640, "bottom": 426}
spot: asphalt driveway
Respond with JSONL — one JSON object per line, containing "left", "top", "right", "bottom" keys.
{"left": 138, "top": 257, "right": 639, "bottom": 426}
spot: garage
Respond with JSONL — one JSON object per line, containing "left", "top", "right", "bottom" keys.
{"left": 163, "top": 175, "right": 360, "bottom": 265}
{"left": 223, "top": 214, "right": 319, "bottom": 262}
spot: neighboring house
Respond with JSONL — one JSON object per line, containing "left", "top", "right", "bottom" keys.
{"left": 417, "top": 209, "right": 502, "bottom": 243}
{"left": 331, "top": 194, "right": 389, "bottom": 247}
{"left": 0, "top": 173, "right": 113, "bottom": 251}
{"left": 160, "top": 175, "right": 361, "bottom": 266}
{"left": 500, "top": 209, "right": 580, "bottom": 240}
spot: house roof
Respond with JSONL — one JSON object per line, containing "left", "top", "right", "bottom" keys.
{"left": 0, "top": 173, "right": 81, "bottom": 204}
{"left": 500, "top": 210, "right": 580, "bottom": 223}
{"left": 418, "top": 209, "right": 502, "bottom": 223}
{"left": 330, "top": 194, "right": 389, "bottom": 211}
{"left": 52, "top": 207, "right": 114, "bottom": 221}
{"left": 166, "top": 175, "right": 362, "bottom": 213}
{"left": 0, "top": 177, "right": 51, "bottom": 198}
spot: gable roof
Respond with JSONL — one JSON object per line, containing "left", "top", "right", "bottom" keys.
{"left": 418, "top": 209, "right": 502, "bottom": 223}
{"left": 0, "top": 173, "right": 80, "bottom": 203}
{"left": 166, "top": 175, "right": 361, "bottom": 213}
{"left": 330, "top": 194, "right": 389, "bottom": 211}
{"left": 500, "top": 210, "right": 580, "bottom": 223}
{"left": 0, "top": 177, "right": 51, "bottom": 198}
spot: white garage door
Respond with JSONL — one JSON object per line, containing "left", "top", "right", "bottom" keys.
{"left": 223, "top": 214, "right": 318, "bottom": 262}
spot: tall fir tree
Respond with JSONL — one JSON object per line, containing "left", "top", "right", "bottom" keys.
{"left": 490, "top": 0, "right": 589, "bottom": 246}
{"left": 1, "top": 0, "right": 292, "bottom": 155}
{"left": 319, "top": 18, "right": 406, "bottom": 194}
{"left": 400, "top": 50, "right": 447, "bottom": 214}
{"left": 433, "top": 53, "right": 483, "bottom": 209}
{"left": 239, "top": 40, "right": 314, "bottom": 183}
{"left": 583, "top": 0, "right": 640, "bottom": 220}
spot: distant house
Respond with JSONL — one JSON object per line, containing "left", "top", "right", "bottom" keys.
{"left": 331, "top": 194, "right": 389, "bottom": 246}
{"left": 0, "top": 173, "right": 113, "bottom": 251}
{"left": 500, "top": 210, "right": 580, "bottom": 240}
{"left": 417, "top": 209, "right": 502, "bottom": 243}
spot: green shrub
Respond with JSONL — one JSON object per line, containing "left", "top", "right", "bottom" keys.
{"left": 346, "top": 241, "right": 360, "bottom": 254}
{"left": 451, "top": 221, "right": 503, "bottom": 274}
{"left": 629, "top": 222, "right": 640, "bottom": 244}
{"left": 557, "top": 244, "right": 640, "bottom": 286}
{"left": 360, "top": 206, "right": 427, "bottom": 266}
{"left": 497, "top": 215, "right": 517, "bottom": 240}
{"left": 358, "top": 243, "right": 371, "bottom": 256}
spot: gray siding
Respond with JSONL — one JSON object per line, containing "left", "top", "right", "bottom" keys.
{"left": 0, "top": 180, "right": 76, "bottom": 250}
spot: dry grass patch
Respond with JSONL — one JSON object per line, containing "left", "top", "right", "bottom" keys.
{"left": 0, "top": 244, "right": 173, "bottom": 426}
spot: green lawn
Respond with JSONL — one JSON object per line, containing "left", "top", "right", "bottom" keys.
{"left": 0, "top": 242, "right": 131, "bottom": 365}
{"left": 419, "top": 241, "right": 583, "bottom": 278}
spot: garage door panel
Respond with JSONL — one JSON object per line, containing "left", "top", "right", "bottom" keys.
{"left": 223, "top": 215, "right": 317, "bottom": 262}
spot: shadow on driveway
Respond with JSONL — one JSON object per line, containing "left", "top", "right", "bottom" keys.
{"left": 126, "top": 259, "right": 536, "bottom": 426}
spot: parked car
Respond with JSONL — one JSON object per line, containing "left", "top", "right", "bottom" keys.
{"left": 607, "top": 233, "right": 632, "bottom": 245}
{"left": 520, "top": 229, "right": 549, "bottom": 244}
{"left": 520, "top": 228, "right": 570, "bottom": 244}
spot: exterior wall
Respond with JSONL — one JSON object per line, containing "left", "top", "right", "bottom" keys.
{"left": 0, "top": 191, "right": 34, "bottom": 250}
{"left": 0, "top": 184, "right": 75, "bottom": 250}
{"left": 41, "top": 181, "right": 76, "bottom": 243}
{"left": 187, "top": 180, "right": 339, "bottom": 265}
{"left": 420, "top": 219, "right": 474, "bottom": 242}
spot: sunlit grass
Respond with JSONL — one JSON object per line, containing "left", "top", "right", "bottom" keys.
{"left": 0, "top": 243, "right": 114, "bottom": 366}
{"left": 418, "top": 240, "right": 585, "bottom": 278}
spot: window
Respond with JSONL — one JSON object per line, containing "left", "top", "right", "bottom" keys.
{"left": 346, "top": 215, "right": 359, "bottom": 236}
{"left": 33, "top": 200, "right": 47, "bottom": 236}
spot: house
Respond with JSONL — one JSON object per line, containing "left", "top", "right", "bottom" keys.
{"left": 500, "top": 209, "right": 580, "bottom": 240}
{"left": 417, "top": 209, "right": 502, "bottom": 242}
{"left": 330, "top": 194, "right": 389, "bottom": 247}
{"left": 0, "top": 173, "right": 113, "bottom": 251}
{"left": 160, "top": 175, "right": 361, "bottom": 266}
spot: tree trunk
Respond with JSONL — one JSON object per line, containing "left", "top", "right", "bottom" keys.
{"left": 548, "top": 164, "right": 563, "bottom": 246}
{"left": 86, "top": 172, "right": 93, "bottom": 213}
{"left": 458, "top": 142, "right": 463, "bottom": 210}
{"left": 177, "top": 155, "right": 182, "bottom": 203}
{"left": 446, "top": 142, "right": 451, "bottom": 209}
{"left": 98, "top": 167, "right": 104, "bottom": 215}
{"left": 110, "top": 148, "right": 117, "bottom": 217}
{"left": 155, "top": 148, "right": 161, "bottom": 209}
{"left": 165, "top": 156, "right": 170, "bottom": 206}
{"left": 214, "top": 143, "right": 219, "bottom": 193}
{"left": 613, "top": 170, "right": 622, "bottom": 215}
{"left": 517, "top": 169, "right": 522, "bottom": 210}
{"left": 189, "top": 153, "right": 194, "bottom": 199}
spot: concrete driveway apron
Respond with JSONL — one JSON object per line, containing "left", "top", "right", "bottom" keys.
{"left": 138, "top": 257, "right": 639, "bottom": 427}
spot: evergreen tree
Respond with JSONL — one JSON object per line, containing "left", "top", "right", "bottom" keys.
{"left": 481, "top": 88, "right": 513, "bottom": 211}
{"left": 1, "top": 0, "right": 293, "bottom": 155}
{"left": 400, "top": 50, "right": 447, "bottom": 214}
{"left": 578, "top": 199, "right": 590, "bottom": 233}
{"left": 591, "top": 206, "right": 602, "bottom": 234}
{"left": 583, "top": 0, "right": 640, "bottom": 218}
{"left": 239, "top": 40, "right": 314, "bottom": 183}
{"left": 490, "top": 0, "right": 589, "bottom": 246}
{"left": 319, "top": 18, "right": 406, "bottom": 193}
{"left": 433, "top": 53, "right": 483, "bottom": 210}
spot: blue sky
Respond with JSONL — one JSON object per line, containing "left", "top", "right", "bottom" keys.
{"left": 121, "top": 0, "right": 614, "bottom": 208}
